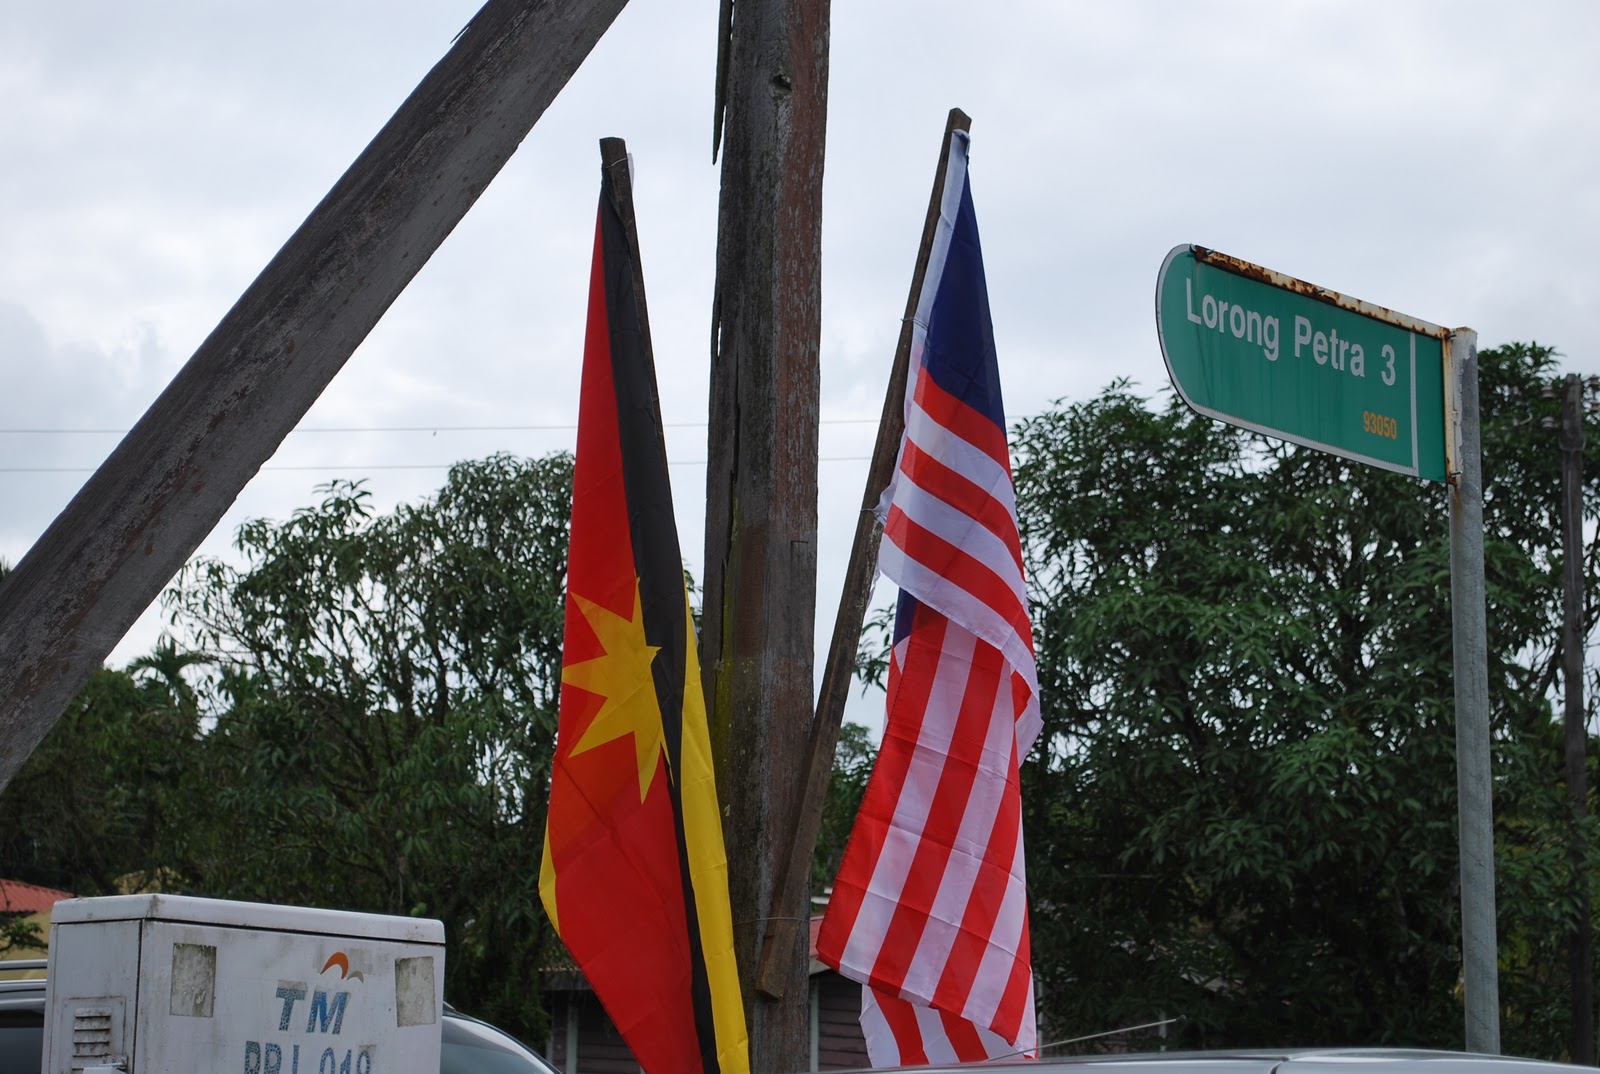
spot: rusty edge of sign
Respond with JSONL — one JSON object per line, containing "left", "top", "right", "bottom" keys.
{"left": 1442, "top": 328, "right": 1470, "bottom": 486}
{"left": 1193, "top": 245, "right": 1450, "bottom": 341}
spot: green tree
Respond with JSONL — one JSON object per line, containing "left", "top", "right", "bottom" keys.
{"left": 0, "top": 917, "right": 43, "bottom": 954}
{"left": 812, "top": 720, "right": 877, "bottom": 896}
{"left": 1007, "top": 344, "right": 1599, "bottom": 1057}
{"left": 164, "top": 452, "right": 572, "bottom": 1043}
{"left": 0, "top": 656, "right": 200, "bottom": 898}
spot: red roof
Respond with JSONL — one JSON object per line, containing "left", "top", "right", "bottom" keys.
{"left": 0, "top": 879, "right": 72, "bottom": 915}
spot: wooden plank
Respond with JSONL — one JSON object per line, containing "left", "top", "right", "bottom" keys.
{"left": 0, "top": 0, "right": 631, "bottom": 791}
{"left": 753, "top": 108, "right": 969, "bottom": 1001}
{"left": 700, "top": 0, "right": 829, "bottom": 1069}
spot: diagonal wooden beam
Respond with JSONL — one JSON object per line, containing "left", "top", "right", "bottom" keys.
{"left": 0, "top": 0, "right": 631, "bottom": 791}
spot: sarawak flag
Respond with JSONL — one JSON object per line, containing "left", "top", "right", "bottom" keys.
{"left": 539, "top": 152, "right": 749, "bottom": 1074}
{"left": 816, "top": 129, "right": 1042, "bottom": 1066}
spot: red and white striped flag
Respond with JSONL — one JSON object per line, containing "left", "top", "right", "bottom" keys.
{"left": 816, "top": 128, "right": 1041, "bottom": 1067}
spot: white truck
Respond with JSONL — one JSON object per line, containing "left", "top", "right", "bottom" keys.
{"left": 43, "top": 894, "right": 445, "bottom": 1074}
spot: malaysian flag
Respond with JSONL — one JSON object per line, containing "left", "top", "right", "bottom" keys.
{"left": 815, "top": 128, "right": 1041, "bottom": 1066}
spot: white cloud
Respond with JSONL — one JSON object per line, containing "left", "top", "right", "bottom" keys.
{"left": 1, "top": 0, "right": 1596, "bottom": 726}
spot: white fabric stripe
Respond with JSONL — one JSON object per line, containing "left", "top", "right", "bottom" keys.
{"left": 903, "top": 393, "right": 1021, "bottom": 523}
{"left": 1013, "top": 669, "right": 1043, "bottom": 768}
{"left": 858, "top": 988, "right": 901, "bottom": 1068}
{"left": 927, "top": 1007, "right": 1013, "bottom": 1065}
{"left": 878, "top": 538, "right": 1023, "bottom": 657}
{"left": 881, "top": 132, "right": 969, "bottom": 541}
{"left": 1021, "top": 976, "right": 1038, "bottom": 1056}
{"left": 877, "top": 540, "right": 1041, "bottom": 755}
{"left": 943, "top": 863, "right": 1027, "bottom": 1031}
{"left": 909, "top": 132, "right": 970, "bottom": 377}
{"left": 912, "top": 1003, "right": 958, "bottom": 1064}
{"left": 879, "top": 535, "right": 1022, "bottom": 656}
{"left": 863, "top": 986, "right": 1017, "bottom": 1067}
{"left": 900, "top": 665, "right": 1017, "bottom": 1000}
{"left": 977, "top": 1018, "right": 1017, "bottom": 1062}
{"left": 889, "top": 472, "right": 1026, "bottom": 612}
{"left": 984, "top": 975, "right": 1038, "bottom": 1059}
{"left": 836, "top": 626, "right": 979, "bottom": 976}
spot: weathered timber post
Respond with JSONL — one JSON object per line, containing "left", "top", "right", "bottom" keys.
{"left": 753, "top": 108, "right": 970, "bottom": 1000}
{"left": 0, "top": 0, "right": 630, "bottom": 792}
{"left": 702, "top": 0, "right": 829, "bottom": 1068}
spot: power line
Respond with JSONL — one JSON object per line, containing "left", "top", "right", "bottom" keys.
{"left": 0, "top": 455, "right": 875, "bottom": 474}
{"left": 0, "top": 411, "right": 1044, "bottom": 437}
{"left": 0, "top": 417, "right": 888, "bottom": 436}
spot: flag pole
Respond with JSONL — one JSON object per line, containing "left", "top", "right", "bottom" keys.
{"left": 599, "top": 137, "right": 654, "bottom": 370}
{"left": 753, "top": 107, "right": 971, "bottom": 999}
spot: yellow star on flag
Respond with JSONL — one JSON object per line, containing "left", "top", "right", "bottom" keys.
{"left": 562, "top": 579, "right": 666, "bottom": 802}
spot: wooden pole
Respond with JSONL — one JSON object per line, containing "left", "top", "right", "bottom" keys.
{"left": 701, "top": 0, "right": 829, "bottom": 1069}
{"left": 0, "top": 0, "right": 630, "bottom": 792}
{"left": 599, "top": 138, "right": 653, "bottom": 368}
{"left": 753, "top": 108, "right": 970, "bottom": 1000}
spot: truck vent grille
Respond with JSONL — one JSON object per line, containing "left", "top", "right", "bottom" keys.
{"left": 70, "top": 1006, "right": 114, "bottom": 1072}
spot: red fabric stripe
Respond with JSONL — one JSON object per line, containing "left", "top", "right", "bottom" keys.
{"left": 815, "top": 610, "right": 948, "bottom": 966}
{"left": 930, "top": 709, "right": 1022, "bottom": 1016}
{"left": 899, "top": 439, "right": 1025, "bottom": 577}
{"left": 940, "top": 1007, "right": 990, "bottom": 1062}
{"left": 883, "top": 504, "right": 1031, "bottom": 642}
{"left": 867, "top": 626, "right": 1004, "bottom": 990}
{"left": 878, "top": 991, "right": 929, "bottom": 1066}
{"left": 1011, "top": 667, "right": 1030, "bottom": 724}
{"left": 912, "top": 360, "right": 1011, "bottom": 473}
{"left": 991, "top": 911, "right": 1034, "bottom": 1045}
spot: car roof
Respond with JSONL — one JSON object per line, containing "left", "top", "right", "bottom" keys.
{"left": 0, "top": 960, "right": 47, "bottom": 1014}
{"left": 856, "top": 1051, "right": 1598, "bottom": 1074}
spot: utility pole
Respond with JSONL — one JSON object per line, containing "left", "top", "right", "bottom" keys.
{"left": 703, "top": 0, "right": 829, "bottom": 1070}
{"left": 751, "top": 108, "right": 970, "bottom": 1001}
{"left": 1560, "top": 372, "right": 1594, "bottom": 1065}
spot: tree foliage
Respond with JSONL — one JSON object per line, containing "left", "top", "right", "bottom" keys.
{"left": 1009, "top": 343, "right": 1600, "bottom": 1057}
{"left": 812, "top": 720, "right": 876, "bottom": 896}
{"left": 8, "top": 344, "right": 1597, "bottom": 1060}
{"left": 163, "top": 452, "right": 571, "bottom": 1042}
{"left": 0, "top": 454, "right": 570, "bottom": 1040}
{"left": 0, "top": 654, "right": 200, "bottom": 899}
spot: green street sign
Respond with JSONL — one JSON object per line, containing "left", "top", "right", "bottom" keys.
{"left": 1157, "top": 245, "right": 1449, "bottom": 482}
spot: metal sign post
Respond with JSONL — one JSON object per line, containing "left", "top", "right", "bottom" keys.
{"left": 1446, "top": 328, "right": 1500, "bottom": 1054}
{"left": 1157, "top": 248, "right": 1498, "bottom": 1052}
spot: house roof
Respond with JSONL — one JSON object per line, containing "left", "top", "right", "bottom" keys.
{"left": 542, "top": 915, "right": 842, "bottom": 989}
{"left": 0, "top": 879, "right": 73, "bottom": 915}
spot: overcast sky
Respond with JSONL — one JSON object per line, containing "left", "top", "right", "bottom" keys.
{"left": 4, "top": 2, "right": 1597, "bottom": 729}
